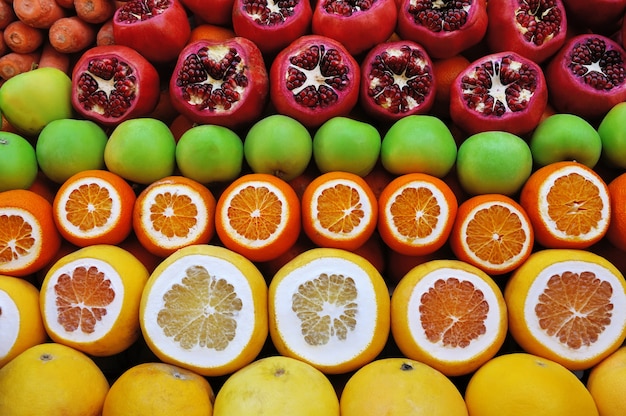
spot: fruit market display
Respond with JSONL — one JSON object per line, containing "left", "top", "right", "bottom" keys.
{"left": 4, "top": 0, "right": 626, "bottom": 414}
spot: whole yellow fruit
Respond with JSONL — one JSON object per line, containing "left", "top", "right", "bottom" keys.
{"left": 587, "top": 346, "right": 626, "bottom": 416}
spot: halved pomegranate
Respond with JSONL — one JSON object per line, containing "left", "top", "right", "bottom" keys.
{"left": 449, "top": 51, "right": 548, "bottom": 136}
{"left": 545, "top": 33, "right": 626, "bottom": 121}
{"left": 359, "top": 40, "right": 437, "bottom": 123}
{"left": 395, "top": 0, "right": 488, "bottom": 60}
{"left": 71, "top": 45, "right": 161, "bottom": 127}
{"left": 112, "top": 0, "right": 191, "bottom": 64}
{"left": 311, "top": 0, "right": 398, "bottom": 56}
{"left": 486, "top": 0, "right": 568, "bottom": 64}
{"left": 232, "top": 0, "right": 313, "bottom": 57}
{"left": 169, "top": 37, "right": 269, "bottom": 130}
{"left": 269, "top": 34, "right": 360, "bottom": 128}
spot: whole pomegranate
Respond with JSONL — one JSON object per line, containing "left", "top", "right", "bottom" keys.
{"left": 179, "top": 0, "right": 234, "bottom": 26}
{"left": 395, "top": 0, "right": 488, "bottom": 59}
{"left": 562, "top": 0, "right": 626, "bottom": 33}
{"left": 71, "top": 45, "right": 161, "bottom": 127}
{"left": 545, "top": 33, "right": 626, "bottom": 121}
{"left": 269, "top": 34, "right": 360, "bottom": 128}
{"left": 169, "top": 37, "right": 269, "bottom": 130}
{"left": 449, "top": 51, "right": 548, "bottom": 136}
{"left": 359, "top": 40, "right": 437, "bottom": 123}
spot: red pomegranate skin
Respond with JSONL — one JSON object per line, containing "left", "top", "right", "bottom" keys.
{"left": 180, "top": 0, "right": 235, "bottom": 26}
{"left": 562, "top": 0, "right": 626, "bottom": 33}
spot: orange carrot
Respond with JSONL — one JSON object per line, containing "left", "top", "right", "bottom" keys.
{"left": 48, "top": 16, "right": 97, "bottom": 53}
{"left": 38, "top": 39, "right": 71, "bottom": 74}
{"left": 96, "top": 18, "right": 115, "bottom": 46}
{"left": 0, "top": 0, "right": 16, "bottom": 30}
{"left": 3, "top": 20, "right": 45, "bottom": 53}
{"left": 13, "top": 0, "right": 68, "bottom": 29}
{"left": 74, "top": 0, "right": 116, "bottom": 24}
{"left": 0, "top": 51, "right": 40, "bottom": 80}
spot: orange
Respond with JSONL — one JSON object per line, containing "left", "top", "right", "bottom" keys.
{"left": 0, "top": 188, "right": 62, "bottom": 277}
{"left": 519, "top": 160, "right": 610, "bottom": 249}
{"left": 301, "top": 171, "right": 378, "bottom": 251}
{"left": 53, "top": 169, "right": 136, "bottom": 247}
{"left": 215, "top": 173, "right": 301, "bottom": 263}
{"left": 587, "top": 346, "right": 626, "bottom": 416}
{"left": 449, "top": 193, "right": 534, "bottom": 275}
{"left": 606, "top": 172, "right": 626, "bottom": 251}
{"left": 505, "top": 248, "right": 626, "bottom": 370}
{"left": 431, "top": 54, "right": 471, "bottom": 117}
{"left": 340, "top": 357, "right": 468, "bottom": 416}
{"left": 268, "top": 247, "right": 390, "bottom": 374}
{"left": 102, "top": 362, "right": 215, "bottom": 416}
{"left": 464, "top": 352, "right": 599, "bottom": 416}
{"left": 188, "top": 23, "right": 235, "bottom": 43}
{"left": 377, "top": 172, "right": 458, "bottom": 256}
{"left": 40, "top": 244, "right": 150, "bottom": 357}
{"left": 139, "top": 244, "right": 268, "bottom": 377}
{"left": 0, "top": 342, "right": 110, "bottom": 416}
{"left": 390, "top": 259, "right": 508, "bottom": 377}
{"left": 0, "top": 274, "right": 47, "bottom": 368}
{"left": 133, "top": 175, "right": 216, "bottom": 258}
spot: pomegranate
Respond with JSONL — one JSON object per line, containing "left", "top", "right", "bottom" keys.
{"left": 232, "top": 0, "right": 313, "bottom": 57}
{"left": 311, "top": 0, "right": 398, "bottom": 56}
{"left": 359, "top": 40, "right": 437, "bottom": 123}
{"left": 395, "top": 0, "right": 488, "bottom": 60}
{"left": 562, "top": 0, "right": 626, "bottom": 34}
{"left": 449, "top": 51, "right": 548, "bottom": 136}
{"left": 269, "top": 34, "right": 360, "bottom": 128}
{"left": 486, "top": 0, "right": 568, "bottom": 64}
{"left": 169, "top": 37, "right": 269, "bottom": 130}
{"left": 545, "top": 33, "right": 626, "bottom": 121}
{"left": 71, "top": 45, "right": 161, "bottom": 127}
{"left": 179, "top": 0, "right": 234, "bottom": 26}
{"left": 112, "top": 0, "right": 191, "bottom": 64}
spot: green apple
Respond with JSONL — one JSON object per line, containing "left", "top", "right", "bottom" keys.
{"left": 104, "top": 118, "right": 176, "bottom": 185}
{"left": 0, "top": 132, "right": 38, "bottom": 192}
{"left": 312, "top": 116, "right": 381, "bottom": 176}
{"left": 243, "top": 114, "right": 312, "bottom": 181}
{"left": 456, "top": 131, "right": 533, "bottom": 196}
{"left": 176, "top": 124, "right": 244, "bottom": 184}
{"left": 598, "top": 101, "right": 626, "bottom": 169}
{"left": 36, "top": 118, "right": 109, "bottom": 184}
{"left": 0, "top": 67, "right": 73, "bottom": 136}
{"left": 529, "top": 113, "right": 602, "bottom": 168}
{"left": 380, "top": 115, "right": 457, "bottom": 178}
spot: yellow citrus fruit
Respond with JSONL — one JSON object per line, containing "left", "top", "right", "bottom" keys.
{"left": 505, "top": 248, "right": 626, "bottom": 370}
{"left": 102, "top": 362, "right": 215, "bottom": 416}
{"left": 390, "top": 259, "right": 508, "bottom": 376}
{"left": 340, "top": 357, "right": 468, "bottom": 415}
{"left": 139, "top": 244, "right": 268, "bottom": 377}
{"left": 0, "top": 274, "right": 47, "bottom": 368}
{"left": 40, "top": 244, "right": 150, "bottom": 357}
{"left": 213, "top": 355, "right": 340, "bottom": 416}
{"left": 0, "top": 342, "right": 110, "bottom": 416}
{"left": 587, "top": 345, "right": 626, "bottom": 416}
{"left": 464, "top": 352, "right": 599, "bottom": 416}
{"left": 268, "top": 247, "right": 390, "bottom": 374}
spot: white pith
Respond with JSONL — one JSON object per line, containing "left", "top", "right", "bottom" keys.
{"left": 523, "top": 260, "right": 626, "bottom": 360}
{"left": 0, "top": 290, "right": 19, "bottom": 359}
{"left": 55, "top": 177, "right": 122, "bottom": 238}
{"left": 0, "top": 208, "right": 42, "bottom": 273}
{"left": 43, "top": 258, "right": 125, "bottom": 343}
{"left": 404, "top": 267, "right": 505, "bottom": 362}
{"left": 141, "top": 254, "right": 257, "bottom": 369}
{"left": 271, "top": 256, "right": 382, "bottom": 367}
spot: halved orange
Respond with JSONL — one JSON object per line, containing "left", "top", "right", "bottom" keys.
{"left": 449, "top": 193, "right": 534, "bottom": 275}
{"left": 40, "top": 244, "right": 150, "bottom": 357}
{"left": 268, "top": 247, "right": 390, "bottom": 374}
{"left": 301, "top": 171, "right": 378, "bottom": 251}
{"left": 133, "top": 175, "right": 216, "bottom": 258}
{"left": 505, "top": 248, "right": 626, "bottom": 370}
{"left": 215, "top": 173, "right": 301, "bottom": 263}
{"left": 53, "top": 169, "right": 136, "bottom": 247}
{"left": 377, "top": 172, "right": 458, "bottom": 256}
{"left": 0, "top": 189, "right": 62, "bottom": 277}
{"left": 519, "top": 161, "right": 610, "bottom": 249}
{"left": 390, "top": 259, "right": 508, "bottom": 377}
{"left": 139, "top": 244, "right": 268, "bottom": 377}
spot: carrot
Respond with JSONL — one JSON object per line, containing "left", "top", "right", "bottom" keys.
{"left": 74, "top": 0, "right": 116, "bottom": 24}
{"left": 13, "top": 0, "right": 68, "bottom": 29}
{"left": 48, "top": 16, "right": 97, "bottom": 53}
{"left": 0, "top": 51, "right": 40, "bottom": 79}
{"left": 3, "top": 20, "right": 45, "bottom": 53}
{"left": 96, "top": 18, "right": 115, "bottom": 46}
{"left": 38, "top": 39, "right": 71, "bottom": 74}
{"left": 0, "top": 0, "right": 16, "bottom": 30}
